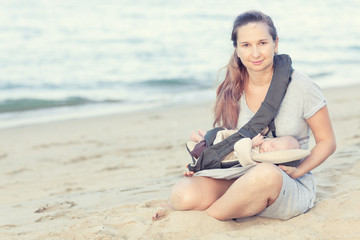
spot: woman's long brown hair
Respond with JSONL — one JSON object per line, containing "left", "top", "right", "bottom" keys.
{"left": 213, "top": 10, "right": 278, "bottom": 129}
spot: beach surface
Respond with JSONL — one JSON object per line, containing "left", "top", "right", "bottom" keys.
{"left": 1, "top": 85, "right": 360, "bottom": 240}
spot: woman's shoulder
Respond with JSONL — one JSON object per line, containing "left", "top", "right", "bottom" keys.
{"left": 289, "top": 69, "right": 322, "bottom": 92}
{"left": 286, "top": 69, "right": 327, "bottom": 116}
{"left": 291, "top": 70, "right": 312, "bottom": 86}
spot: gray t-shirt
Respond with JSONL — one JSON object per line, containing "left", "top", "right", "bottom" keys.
{"left": 238, "top": 70, "right": 327, "bottom": 150}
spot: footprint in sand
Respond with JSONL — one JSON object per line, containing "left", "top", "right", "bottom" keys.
{"left": 34, "top": 201, "right": 77, "bottom": 222}
{"left": 6, "top": 168, "right": 28, "bottom": 175}
{"left": 34, "top": 201, "right": 76, "bottom": 213}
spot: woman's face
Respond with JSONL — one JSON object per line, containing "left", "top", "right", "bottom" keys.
{"left": 235, "top": 22, "right": 278, "bottom": 73}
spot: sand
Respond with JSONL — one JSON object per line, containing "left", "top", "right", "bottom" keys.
{"left": 0, "top": 85, "right": 360, "bottom": 240}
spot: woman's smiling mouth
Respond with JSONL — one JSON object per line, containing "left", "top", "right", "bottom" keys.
{"left": 251, "top": 60, "right": 264, "bottom": 65}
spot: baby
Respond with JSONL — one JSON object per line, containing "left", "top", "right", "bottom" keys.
{"left": 252, "top": 133, "right": 300, "bottom": 153}
{"left": 189, "top": 129, "right": 300, "bottom": 161}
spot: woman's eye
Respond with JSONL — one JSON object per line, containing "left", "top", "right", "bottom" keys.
{"left": 259, "top": 41, "right": 267, "bottom": 45}
{"left": 242, "top": 44, "right": 250, "bottom": 48}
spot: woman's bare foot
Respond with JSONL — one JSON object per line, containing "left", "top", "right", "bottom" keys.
{"left": 152, "top": 208, "right": 170, "bottom": 221}
{"left": 190, "top": 131, "right": 204, "bottom": 142}
{"left": 198, "top": 129, "right": 206, "bottom": 138}
{"left": 152, "top": 202, "right": 173, "bottom": 221}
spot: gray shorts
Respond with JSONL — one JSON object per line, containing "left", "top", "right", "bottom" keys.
{"left": 257, "top": 169, "right": 316, "bottom": 220}
{"left": 195, "top": 166, "right": 316, "bottom": 220}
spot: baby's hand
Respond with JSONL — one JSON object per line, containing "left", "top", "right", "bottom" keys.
{"left": 252, "top": 133, "right": 264, "bottom": 148}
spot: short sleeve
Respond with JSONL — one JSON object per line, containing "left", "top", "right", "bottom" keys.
{"left": 301, "top": 76, "right": 327, "bottom": 119}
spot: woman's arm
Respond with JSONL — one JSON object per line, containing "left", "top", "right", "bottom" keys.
{"left": 279, "top": 106, "right": 336, "bottom": 178}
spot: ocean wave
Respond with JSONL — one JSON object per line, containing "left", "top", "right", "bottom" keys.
{"left": 134, "top": 78, "right": 213, "bottom": 90}
{"left": 0, "top": 97, "right": 121, "bottom": 113}
{"left": 309, "top": 72, "right": 334, "bottom": 79}
{"left": 0, "top": 78, "right": 212, "bottom": 90}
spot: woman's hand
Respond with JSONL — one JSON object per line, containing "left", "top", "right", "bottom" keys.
{"left": 183, "top": 170, "right": 195, "bottom": 177}
{"left": 278, "top": 165, "right": 300, "bottom": 179}
{"left": 184, "top": 165, "right": 195, "bottom": 177}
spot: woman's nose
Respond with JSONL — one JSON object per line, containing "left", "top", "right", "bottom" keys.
{"left": 252, "top": 46, "right": 260, "bottom": 58}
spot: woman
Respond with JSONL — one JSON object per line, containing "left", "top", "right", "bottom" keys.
{"left": 169, "top": 10, "right": 336, "bottom": 221}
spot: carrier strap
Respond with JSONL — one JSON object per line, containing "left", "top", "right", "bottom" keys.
{"left": 187, "top": 54, "right": 293, "bottom": 172}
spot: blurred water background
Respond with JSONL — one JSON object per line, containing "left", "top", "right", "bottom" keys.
{"left": 0, "top": 0, "right": 359, "bottom": 129}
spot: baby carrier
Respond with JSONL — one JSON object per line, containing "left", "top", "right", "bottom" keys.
{"left": 187, "top": 54, "right": 310, "bottom": 172}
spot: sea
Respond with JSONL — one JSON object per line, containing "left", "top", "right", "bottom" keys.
{"left": 0, "top": 0, "right": 359, "bottom": 129}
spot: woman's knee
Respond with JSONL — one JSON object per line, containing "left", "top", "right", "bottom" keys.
{"left": 169, "top": 178, "right": 207, "bottom": 211}
{"left": 169, "top": 177, "right": 230, "bottom": 211}
{"left": 250, "top": 163, "right": 283, "bottom": 190}
{"left": 246, "top": 163, "right": 283, "bottom": 206}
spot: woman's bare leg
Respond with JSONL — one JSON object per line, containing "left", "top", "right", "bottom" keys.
{"left": 205, "top": 163, "right": 283, "bottom": 220}
{"left": 153, "top": 175, "right": 233, "bottom": 221}
{"left": 170, "top": 176, "right": 235, "bottom": 211}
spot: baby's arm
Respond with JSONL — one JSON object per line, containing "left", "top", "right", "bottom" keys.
{"left": 252, "top": 133, "right": 264, "bottom": 148}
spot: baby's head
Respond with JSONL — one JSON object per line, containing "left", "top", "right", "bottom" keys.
{"left": 259, "top": 136, "right": 300, "bottom": 153}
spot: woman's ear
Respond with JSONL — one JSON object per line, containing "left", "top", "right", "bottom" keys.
{"left": 274, "top": 37, "right": 279, "bottom": 54}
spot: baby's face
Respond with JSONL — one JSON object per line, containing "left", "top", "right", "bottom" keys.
{"left": 259, "top": 138, "right": 283, "bottom": 153}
